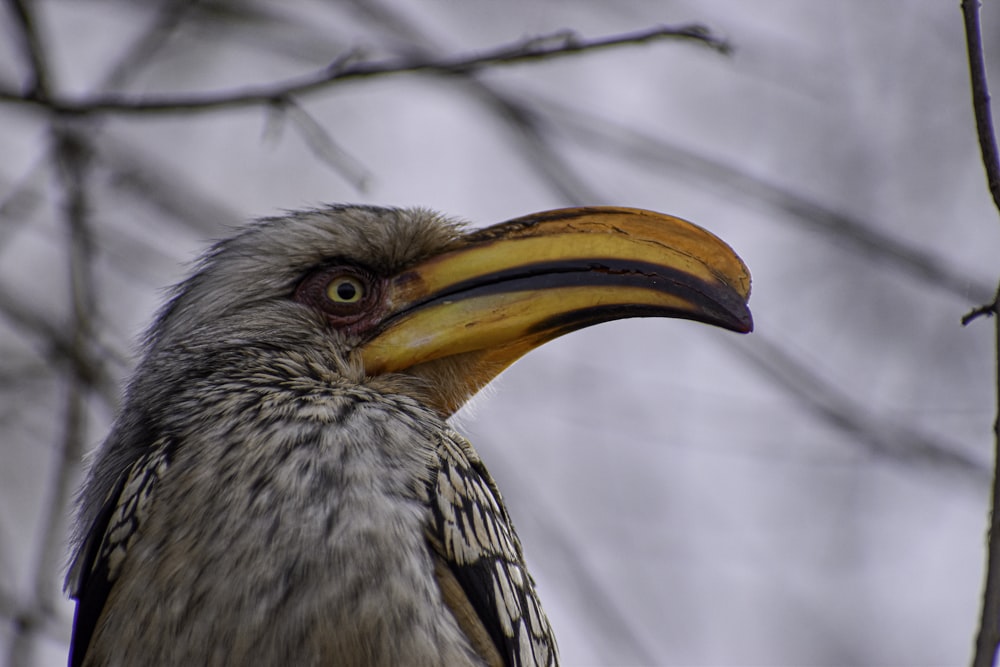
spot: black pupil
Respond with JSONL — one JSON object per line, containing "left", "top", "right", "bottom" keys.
{"left": 336, "top": 281, "right": 357, "bottom": 301}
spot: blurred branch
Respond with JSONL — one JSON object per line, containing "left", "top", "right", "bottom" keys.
{"left": 191, "top": 0, "right": 356, "bottom": 65}
{"left": 4, "top": 2, "right": 66, "bottom": 661}
{"left": 11, "top": 124, "right": 99, "bottom": 667}
{"left": 473, "top": 88, "right": 598, "bottom": 206}
{"left": 99, "top": 135, "right": 245, "bottom": 235}
{"left": 483, "top": 451, "right": 661, "bottom": 665}
{"left": 5, "top": 0, "right": 52, "bottom": 98}
{"left": 99, "top": 0, "right": 200, "bottom": 91}
{"left": 0, "top": 164, "right": 47, "bottom": 248}
{"left": 963, "top": 1, "right": 1000, "bottom": 666}
{"left": 346, "top": 0, "right": 606, "bottom": 207}
{"left": 0, "top": 285, "right": 119, "bottom": 407}
{"left": 531, "top": 97, "right": 994, "bottom": 304}
{"left": 272, "top": 98, "right": 372, "bottom": 190}
{"left": 729, "top": 333, "right": 989, "bottom": 483}
{"left": 0, "top": 24, "right": 729, "bottom": 115}
{"left": 0, "top": 585, "right": 67, "bottom": 650}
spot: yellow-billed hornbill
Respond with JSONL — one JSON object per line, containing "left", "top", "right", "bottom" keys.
{"left": 66, "top": 205, "right": 751, "bottom": 666}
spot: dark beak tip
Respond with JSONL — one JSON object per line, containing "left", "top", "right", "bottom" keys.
{"left": 709, "top": 284, "right": 752, "bottom": 334}
{"left": 733, "top": 298, "right": 754, "bottom": 332}
{"left": 735, "top": 303, "right": 754, "bottom": 333}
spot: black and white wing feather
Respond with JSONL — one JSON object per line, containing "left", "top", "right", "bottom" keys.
{"left": 66, "top": 442, "right": 171, "bottom": 667}
{"left": 428, "top": 433, "right": 558, "bottom": 667}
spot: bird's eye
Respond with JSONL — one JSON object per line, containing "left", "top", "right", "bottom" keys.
{"left": 326, "top": 276, "right": 364, "bottom": 304}
{"left": 294, "top": 265, "right": 380, "bottom": 328}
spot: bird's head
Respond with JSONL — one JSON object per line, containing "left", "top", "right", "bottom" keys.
{"left": 143, "top": 204, "right": 752, "bottom": 417}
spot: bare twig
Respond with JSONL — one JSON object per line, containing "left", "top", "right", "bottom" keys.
{"left": 0, "top": 281, "right": 119, "bottom": 407}
{"left": 0, "top": 162, "right": 47, "bottom": 248}
{"left": 12, "top": 124, "right": 99, "bottom": 667}
{"left": 0, "top": 584, "right": 68, "bottom": 648}
{"left": 483, "top": 451, "right": 662, "bottom": 665}
{"left": 472, "top": 87, "right": 598, "bottom": 205}
{"left": 964, "top": 1, "right": 1000, "bottom": 211}
{"left": 4, "top": 5, "right": 74, "bottom": 662}
{"left": 963, "top": 290, "right": 999, "bottom": 326}
{"left": 100, "top": 143, "right": 243, "bottom": 236}
{"left": 278, "top": 99, "right": 372, "bottom": 190}
{"left": 5, "top": 0, "right": 52, "bottom": 98}
{"left": 0, "top": 24, "right": 729, "bottom": 115}
{"left": 729, "top": 333, "right": 989, "bottom": 482}
{"left": 347, "top": 0, "right": 606, "bottom": 206}
{"left": 962, "top": 1, "right": 1000, "bottom": 666}
{"left": 98, "top": 0, "right": 200, "bottom": 92}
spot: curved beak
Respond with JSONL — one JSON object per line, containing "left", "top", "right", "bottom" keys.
{"left": 360, "top": 206, "right": 751, "bottom": 415}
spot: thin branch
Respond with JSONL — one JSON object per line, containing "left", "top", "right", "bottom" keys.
{"left": 6, "top": 122, "right": 108, "bottom": 666}
{"left": 278, "top": 98, "right": 372, "bottom": 191}
{"left": 0, "top": 162, "right": 47, "bottom": 249}
{"left": 344, "top": 0, "right": 602, "bottom": 205}
{"left": 0, "top": 285, "right": 120, "bottom": 406}
{"left": 98, "top": 0, "right": 200, "bottom": 92}
{"left": 964, "top": 0, "right": 1000, "bottom": 211}
{"left": 473, "top": 88, "right": 598, "bottom": 206}
{"left": 729, "top": 333, "right": 989, "bottom": 482}
{"left": 13, "top": 124, "right": 99, "bottom": 666}
{"left": 0, "top": 584, "right": 68, "bottom": 648}
{"left": 5, "top": 0, "right": 52, "bottom": 98}
{"left": 483, "top": 450, "right": 662, "bottom": 665}
{"left": 193, "top": 0, "right": 357, "bottom": 66}
{"left": 3, "top": 4, "right": 69, "bottom": 662}
{"left": 963, "top": 287, "right": 999, "bottom": 326}
{"left": 0, "top": 24, "right": 729, "bottom": 116}
{"left": 963, "top": 2, "right": 1000, "bottom": 667}
{"left": 99, "top": 134, "right": 245, "bottom": 235}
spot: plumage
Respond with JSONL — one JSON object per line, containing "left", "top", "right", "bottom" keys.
{"left": 66, "top": 204, "right": 751, "bottom": 666}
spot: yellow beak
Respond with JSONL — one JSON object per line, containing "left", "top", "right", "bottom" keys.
{"left": 359, "top": 206, "right": 751, "bottom": 415}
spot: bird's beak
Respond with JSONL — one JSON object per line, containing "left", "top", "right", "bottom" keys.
{"left": 360, "top": 207, "right": 752, "bottom": 416}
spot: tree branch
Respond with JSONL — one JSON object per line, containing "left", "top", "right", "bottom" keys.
{"left": 5, "top": 0, "right": 52, "bottom": 99}
{"left": 729, "top": 334, "right": 988, "bottom": 482}
{"left": 964, "top": 0, "right": 1000, "bottom": 211}
{"left": 962, "top": 1, "right": 1000, "bottom": 666}
{"left": 10, "top": 124, "right": 100, "bottom": 667}
{"left": 0, "top": 24, "right": 729, "bottom": 116}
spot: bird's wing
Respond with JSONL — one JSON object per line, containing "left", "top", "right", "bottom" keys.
{"left": 427, "top": 433, "right": 557, "bottom": 667}
{"left": 66, "top": 444, "right": 170, "bottom": 667}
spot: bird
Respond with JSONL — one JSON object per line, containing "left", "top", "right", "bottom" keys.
{"left": 65, "top": 204, "right": 752, "bottom": 667}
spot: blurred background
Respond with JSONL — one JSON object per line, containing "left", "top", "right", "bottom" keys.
{"left": 1, "top": 1, "right": 997, "bottom": 665}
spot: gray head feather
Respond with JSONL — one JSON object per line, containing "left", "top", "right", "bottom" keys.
{"left": 68, "top": 204, "right": 466, "bottom": 589}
